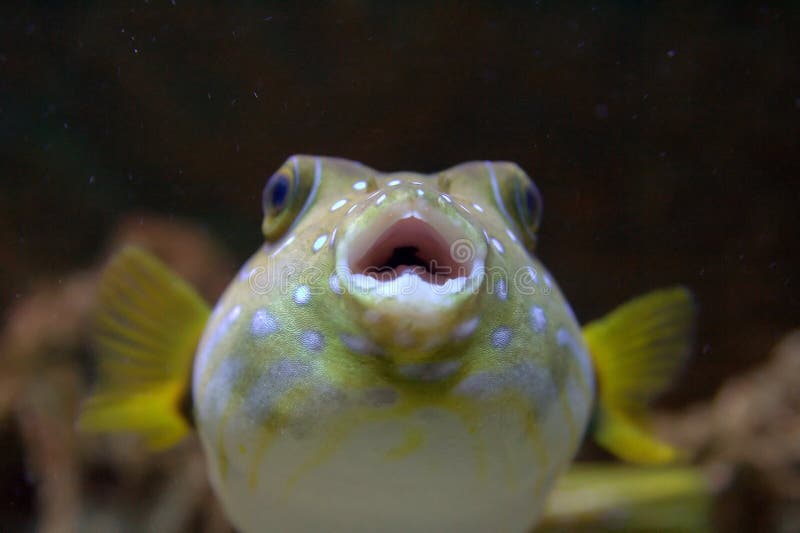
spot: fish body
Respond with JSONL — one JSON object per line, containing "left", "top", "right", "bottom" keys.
{"left": 80, "top": 156, "right": 696, "bottom": 532}
{"left": 194, "top": 157, "right": 591, "bottom": 532}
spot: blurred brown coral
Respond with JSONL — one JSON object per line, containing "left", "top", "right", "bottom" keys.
{"left": 657, "top": 331, "right": 800, "bottom": 532}
{"left": 0, "top": 214, "right": 235, "bottom": 533}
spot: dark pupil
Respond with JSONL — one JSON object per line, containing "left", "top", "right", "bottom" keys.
{"left": 269, "top": 175, "right": 290, "bottom": 209}
{"left": 525, "top": 187, "right": 537, "bottom": 218}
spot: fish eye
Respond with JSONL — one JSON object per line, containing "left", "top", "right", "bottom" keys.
{"left": 261, "top": 164, "right": 301, "bottom": 241}
{"left": 263, "top": 172, "right": 292, "bottom": 216}
{"left": 514, "top": 179, "right": 543, "bottom": 246}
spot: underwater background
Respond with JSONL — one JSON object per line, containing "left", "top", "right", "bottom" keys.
{"left": 1, "top": 2, "right": 798, "bottom": 532}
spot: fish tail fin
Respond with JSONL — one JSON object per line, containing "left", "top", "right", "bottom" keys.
{"left": 78, "top": 246, "right": 210, "bottom": 450}
{"left": 541, "top": 463, "right": 713, "bottom": 531}
{"left": 583, "top": 286, "right": 696, "bottom": 464}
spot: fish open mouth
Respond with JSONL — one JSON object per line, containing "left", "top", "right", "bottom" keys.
{"left": 351, "top": 217, "right": 469, "bottom": 285}
{"left": 335, "top": 191, "right": 487, "bottom": 356}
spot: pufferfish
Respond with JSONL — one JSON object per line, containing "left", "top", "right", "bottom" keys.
{"left": 79, "top": 155, "right": 699, "bottom": 532}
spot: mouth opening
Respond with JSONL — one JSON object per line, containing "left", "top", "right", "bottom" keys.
{"left": 351, "top": 217, "right": 469, "bottom": 285}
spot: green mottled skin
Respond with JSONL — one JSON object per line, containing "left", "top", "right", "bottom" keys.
{"left": 192, "top": 156, "right": 594, "bottom": 533}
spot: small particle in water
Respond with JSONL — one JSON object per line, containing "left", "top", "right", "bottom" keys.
{"left": 666, "top": 49, "right": 676, "bottom": 58}
{"left": 594, "top": 103, "right": 609, "bottom": 119}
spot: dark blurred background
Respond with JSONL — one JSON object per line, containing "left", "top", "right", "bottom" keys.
{"left": 1, "top": 1, "right": 799, "bottom": 531}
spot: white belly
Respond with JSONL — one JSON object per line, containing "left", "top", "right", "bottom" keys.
{"left": 197, "top": 391, "right": 582, "bottom": 533}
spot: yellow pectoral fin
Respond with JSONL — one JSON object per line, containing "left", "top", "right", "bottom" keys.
{"left": 79, "top": 384, "right": 190, "bottom": 450}
{"left": 78, "top": 246, "right": 210, "bottom": 450}
{"left": 583, "top": 286, "right": 696, "bottom": 464}
{"left": 593, "top": 407, "right": 679, "bottom": 464}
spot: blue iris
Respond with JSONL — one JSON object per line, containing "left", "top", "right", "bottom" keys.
{"left": 515, "top": 181, "right": 542, "bottom": 235}
{"left": 525, "top": 187, "right": 538, "bottom": 217}
{"left": 263, "top": 173, "right": 290, "bottom": 214}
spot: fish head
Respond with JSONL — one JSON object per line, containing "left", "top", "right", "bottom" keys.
{"left": 251, "top": 155, "right": 558, "bottom": 373}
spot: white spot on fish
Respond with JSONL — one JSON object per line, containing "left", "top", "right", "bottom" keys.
{"left": 543, "top": 272, "right": 553, "bottom": 288}
{"left": 472, "top": 203, "right": 484, "bottom": 213}
{"left": 250, "top": 308, "right": 279, "bottom": 338}
{"left": 330, "top": 199, "right": 347, "bottom": 212}
{"left": 453, "top": 317, "right": 479, "bottom": 340}
{"left": 530, "top": 306, "right": 547, "bottom": 333}
{"left": 495, "top": 278, "right": 508, "bottom": 301}
{"left": 293, "top": 285, "right": 311, "bottom": 306}
{"left": 312, "top": 234, "right": 328, "bottom": 252}
{"left": 300, "top": 330, "right": 325, "bottom": 352}
{"left": 440, "top": 193, "right": 452, "bottom": 203}
{"left": 376, "top": 193, "right": 387, "bottom": 205}
{"left": 491, "top": 237, "right": 505, "bottom": 255}
{"left": 556, "top": 328, "right": 573, "bottom": 348}
{"left": 346, "top": 204, "right": 358, "bottom": 215}
{"left": 506, "top": 228, "right": 518, "bottom": 242}
{"left": 353, "top": 181, "right": 367, "bottom": 191}
{"left": 490, "top": 326, "right": 512, "bottom": 348}
{"left": 387, "top": 179, "right": 401, "bottom": 187}
{"left": 329, "top": 272, "right": 342, "bottom": 294}
{"left": 340, "top": 334, "right": 383, "bottom": 357}
{"left": 417, "top": 189, "right": 425, "bottom": 197}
